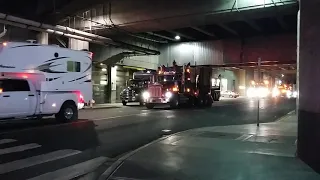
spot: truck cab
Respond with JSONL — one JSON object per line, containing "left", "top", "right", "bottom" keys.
{"left": 120, "top": 71, "right": 154, "bottom": 106}
{"left": 120, "top": 79, "right": 149, "bottom": 106}
{"left": 0, "top": 77, "right": 37, "bottom": 119}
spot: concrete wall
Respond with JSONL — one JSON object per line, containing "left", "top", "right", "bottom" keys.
{"left": 159, "top": 34, "right": 296, "bottom": 66}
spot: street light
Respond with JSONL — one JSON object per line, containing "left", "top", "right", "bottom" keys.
{"left": 175, "top": 35, "right": 181, "bottom": 40}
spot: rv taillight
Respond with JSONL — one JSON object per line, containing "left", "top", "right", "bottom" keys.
{"left": 79, "top": 94, "right": 85, "bottom": 103}
{"left": 89, "top": 52, "right": 93, "bottom": 60}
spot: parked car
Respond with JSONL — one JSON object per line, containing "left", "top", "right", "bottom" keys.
{"left": 221, "top": 90, "right": 239, "bottom": 98}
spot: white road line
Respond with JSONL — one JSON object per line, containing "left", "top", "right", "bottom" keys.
{"left": 235, "top": 134, "right": 248, "bottom": 140}
{"left": 28, "top": 156, "right": 108, "bottom": 180}
{"left": 0, "top": 143, "right": 41, "bottom": 155}
{"left": 0, "top": 139, "right": 17, "bottom": 145}
{"left": 0, "top": 149, "right": 81, "bottom": 174}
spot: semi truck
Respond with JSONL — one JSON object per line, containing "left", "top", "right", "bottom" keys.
{"left": 0, "top": 41, "right": 93, "bottom": 122}
{"left": 143, "top": 61, "right": 218, "bottom": 109}
{"left": 120, "top": 70, "right": 154, "bottom": 106}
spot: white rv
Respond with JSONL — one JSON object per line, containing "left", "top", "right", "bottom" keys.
{"left": 0, "top": 42, "right": 92, "bottom": 122}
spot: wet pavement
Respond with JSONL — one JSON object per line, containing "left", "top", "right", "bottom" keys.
{"left": 0, "top": 97, "right": 298, "bottom": 179}
{"left": 106, "top": 112, "right": 319, "bottom": 180}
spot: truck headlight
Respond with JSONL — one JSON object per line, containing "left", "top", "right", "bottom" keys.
{"left": 165, "top": 91, "right": 172, "bottom": 98}
{"left": 142, "top": 91, "right": 150, "bottom": 99}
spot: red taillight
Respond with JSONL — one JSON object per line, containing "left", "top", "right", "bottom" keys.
{"left": 79, "top": 94, "right": 85, "bottom": 103}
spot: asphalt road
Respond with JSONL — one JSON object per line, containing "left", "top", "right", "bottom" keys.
{"left": 0, "top": 97, "right": 295, "bottom": 179}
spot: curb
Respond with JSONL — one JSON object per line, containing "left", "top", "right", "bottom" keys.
{"left": 276, "top": 110, "right": 296, "bottom": 122}
{"left": 97, "top": 129, "right": 192, "bottom": 180}
{"left": 80, "top": 106, "right": 121, "bottom": 110}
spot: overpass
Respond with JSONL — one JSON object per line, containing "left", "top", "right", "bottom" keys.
{"left": 2, "top": 0, "right": 320, "bottom": 175}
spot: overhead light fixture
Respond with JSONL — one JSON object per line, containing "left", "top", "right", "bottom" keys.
{"left": 175, "top": 35, "right": 180, "bottom": 40}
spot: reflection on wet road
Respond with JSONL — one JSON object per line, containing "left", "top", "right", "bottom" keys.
{"left": 0, "top": 97, "right": 295, "bottom": 179}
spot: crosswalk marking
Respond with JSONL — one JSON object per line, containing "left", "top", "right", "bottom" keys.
{"left": 0, "top": 139, "right": 17, "bottom": 145}
{"left": 0, "top": 149, "right": 81, "bottom": 174}
{"left": 28, "top": 156, "right": 108, "bottom": 180}
{"left": 0, "top": 143, "right": 41, "bottom": 155}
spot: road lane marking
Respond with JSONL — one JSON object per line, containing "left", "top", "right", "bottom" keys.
{"left": 0, "top": 149, "right": 81, "bottom": 174}
{"left": 0, "top": 143, "right": 41, "bottom": 155}
{"left": 0, "top": 139, "right": 17, "bottom": 145}
{"left": 28, "top": 156, "right": 108, "bottom": 180}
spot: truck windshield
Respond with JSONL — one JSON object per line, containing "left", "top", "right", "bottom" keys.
{"left": 128, "top": 80, "right": 148, "bottom": 88}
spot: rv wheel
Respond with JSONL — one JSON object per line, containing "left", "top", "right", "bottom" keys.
{"left": 55, "top": 102, "right": 78, "bottom": 123}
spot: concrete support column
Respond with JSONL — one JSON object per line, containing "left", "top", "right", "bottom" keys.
{"left": 238, "top": 69, "right": 246, "bottom": 96}
{"left": 37, "top": 32, "right": 48, "bottom": 44}
{"left": 298, "top": 0, "right": 320, "bottom": 172}
{"left": 68, "top": 38, "right": 89, "bottom": 50}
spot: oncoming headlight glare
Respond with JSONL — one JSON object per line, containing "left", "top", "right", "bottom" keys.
{"left": 142, "top": 91, "right": 150, "bottom": 99}
{"left": 165, "top": 91, "right": 172, "bottom": 98}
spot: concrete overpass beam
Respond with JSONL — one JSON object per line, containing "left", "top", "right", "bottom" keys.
{"left": 298, "top": 0, "right": 320, "bottom": 173}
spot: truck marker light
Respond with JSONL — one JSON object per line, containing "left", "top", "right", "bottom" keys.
{"left": 172, "top": 87, "right": 178, "bottom": 92}
{"left": 187, "top": 88, "right": 190, "bottom": 92}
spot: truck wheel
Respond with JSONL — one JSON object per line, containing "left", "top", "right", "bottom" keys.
{"left": 55, "top": 102, "right": 78, "bottom": 123}
{"left": 170, "top": 98, "right": 179, "bottom": 109}
{"left": 206, "top": 95, "right": 213, "bottom": 107}
{"left": 146, "top": 103, "right": 155, "bottom": 109}
{"left": 122, "top": 101, "right": 127, "bottom": 106}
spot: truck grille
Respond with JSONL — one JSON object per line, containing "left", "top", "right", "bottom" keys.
{"left": 121, "top": 89, "right": 135, "bottom": 98}
{"left": 149, "top": 86, "right": 162, "bottom": 97}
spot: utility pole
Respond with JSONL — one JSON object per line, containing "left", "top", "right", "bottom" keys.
{"left": 257, "top": 57, "right": 261, "bottom": 127}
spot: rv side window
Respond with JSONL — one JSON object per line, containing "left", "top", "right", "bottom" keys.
{"left": 0, "top": 79, "right": 30, "bottom": 92}
{"left": 67, "top": 61, "right": 81, "bottom": 72}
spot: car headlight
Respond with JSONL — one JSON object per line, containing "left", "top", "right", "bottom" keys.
{"left": 165, "top": 91, "right": 172, "bottom": 98}
{"left": 142, "top": 91, "right": 150, "bottom": 99}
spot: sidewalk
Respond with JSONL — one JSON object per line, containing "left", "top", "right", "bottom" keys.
{"left": 81, "top": 103, "right": 123, "bottom": 110}
{"left": 101, "top": 111, "right": 320, "bottom": 180}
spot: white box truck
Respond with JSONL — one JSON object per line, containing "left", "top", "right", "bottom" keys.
{"left": 0, "top": 42, "right": 93, "bottom": 122}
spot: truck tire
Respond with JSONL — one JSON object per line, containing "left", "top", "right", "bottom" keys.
{"left": 146, "top": 103, "right": 155, "bottom": 109}
{"left": 55, "top": 102, "right": 78, "bottom": 123}
{"left": 206, "top": 95, "right": 213, "bottom": 107}
{"left": 122, "top": 101, "right": 127, "bottom": 106}
{"left": 170, "top": 97, "right": 179, "bottom": 109}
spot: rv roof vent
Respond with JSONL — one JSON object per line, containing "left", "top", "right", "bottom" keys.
{"left": 26, "top": 40, "right": 37, "bottom": 44}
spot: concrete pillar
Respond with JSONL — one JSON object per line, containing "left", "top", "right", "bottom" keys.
{"left": 245, "top": 68, "right": 254, "bottom": 87}
{"left": 111, "top": 66, "right": 117, "bottom": 103}
{"left": 298, "top": 0, "right": 320, "bottom": 172}
{"left": 68, "top": 38, "right": 89, "bottom": 50}
{"left": 238, "top": 69, "right": 246, "bottom": 96}
{"left": 37, "top": 32, "right": 48, "bottom": 44}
